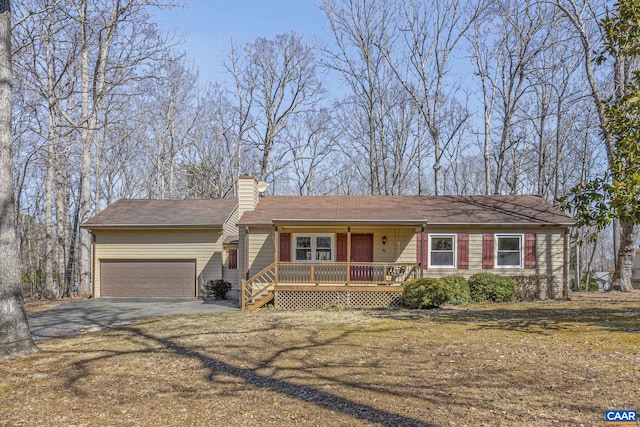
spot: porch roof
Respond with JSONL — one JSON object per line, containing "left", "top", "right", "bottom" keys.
{"left": 237, "top": 195, "right": 574, "bottom": 227}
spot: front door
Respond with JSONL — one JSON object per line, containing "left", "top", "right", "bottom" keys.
{"left": 351, "top": 233, "right": 374, "bottom": 281}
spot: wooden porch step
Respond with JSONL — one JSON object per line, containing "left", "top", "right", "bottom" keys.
{"left": 246, "top": 290, "right": 274, "bottom": 311}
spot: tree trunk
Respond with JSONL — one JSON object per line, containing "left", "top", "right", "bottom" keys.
{"left": 0, "top": 0, "right": 38, "bottom": 360}
{"left": 610, "top": 221, "right": 638, "bottom": 292}
{"left": 77, "top": 0, "right": 92, "bottom": 297}
{"left": 43, "top": 148, "right": 55, "bottom": 299}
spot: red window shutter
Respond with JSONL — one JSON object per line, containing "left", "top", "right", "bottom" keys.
{"left": 457, "top": 233, "right": 469, "bottom": 269}
{"left": 336, "top": 233, "right": 348, "bottom": 262}
{"left": 482, "top": 233, "right": 494, "bottom": 269}
{"left": 228, "top": 249, "right": 238, "bottom": 270}
{"left": 279, "top": 233, "right": 291, "bottom": 262}
{"left": 417, "top": 234, "right": 428, "bottom": 268}
{"left": 525, "top": 233, "right": 536, "bottom": 269}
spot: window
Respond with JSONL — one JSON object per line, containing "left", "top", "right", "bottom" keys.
{"left": 429, "top": 234, "right": 456, "bottom": 267}
{"left": 496, "top": 235, "right": 522, "bottom": 267}
{"left": 228, "top": 249, "right": 238, "bottom": 270}
{"left": 293, "top": 234, "right": 334, "bottom": 262}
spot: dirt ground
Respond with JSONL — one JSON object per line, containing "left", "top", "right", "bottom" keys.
{"left": 2, "top": 292, "right": 639, "bottom": 426}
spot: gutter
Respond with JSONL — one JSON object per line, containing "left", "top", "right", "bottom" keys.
{"left": 237, "top": 219, "right": 430, "bottom": 227}
{"left": 80, "top": 224, "right": 225, "bottom": 229}
{"left": 426, "top": 221, "right": 576, "bottom": 227}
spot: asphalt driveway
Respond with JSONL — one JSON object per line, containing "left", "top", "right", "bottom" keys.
{"left": 28, "top": 298, "right": 239, "bottom": 341}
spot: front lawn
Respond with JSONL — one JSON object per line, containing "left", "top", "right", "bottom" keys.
{"left": 2, "top": 293, "right": 639, "bottom": 426}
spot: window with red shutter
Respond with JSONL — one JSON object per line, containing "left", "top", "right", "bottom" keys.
{"left": 524, "top": 233, "right": 536, "bottom": 269}
{"left": 429, "top": 234, "right": 456, "bottom": 267}
{"left": 417, "top": 233, "right": 429, "bottom": 268}
{"left": 482, "top": 233, "right": 494, "bottom": 269}
{"left": 496, "top": 234, "right": 523, "bottom": 268}
{"left": 457, "top": 233, "right": 469, "bottom": 269}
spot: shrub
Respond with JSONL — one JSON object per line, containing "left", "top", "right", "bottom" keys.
{"left": 571, "top": 276, "right": 600, "bottom": 292}
{"left": 468, "top": 273, "right": 516, "bottom": 303}
{"left": 403, "top": 278, "right": 450, "bottom": 308}
{"left": 442, "top": 275, "right": 470, "bottom": 305}
{"left": 511, "top": 274, "right": 560, "bottom": 301}
{"left": 204, "top": 279, "right": 232, "bottom": 300}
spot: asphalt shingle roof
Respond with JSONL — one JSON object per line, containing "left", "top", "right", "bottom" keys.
{"left": 82, "top": 194, "right": 573, "bottom": 229}
{"left": 81, "top": 199, "right": 237, "bottom": 228}
{"left": 237, "top": 195, "right": 574, "bottom": 226}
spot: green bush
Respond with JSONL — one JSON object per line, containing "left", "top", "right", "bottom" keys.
{"left": 403, "top": 278, "right": 450, "bottom": 308}
{"left": 571, "top": 276, "right": 600, "bottom": 292}
{"left": 468, "top": 273, "right": 516, "bottom": 303}
{"left": 442, "top": 275, "right": 470, "bottom": 305}
{"left": 205, "top": 279, "right": 232, "bottom": 300}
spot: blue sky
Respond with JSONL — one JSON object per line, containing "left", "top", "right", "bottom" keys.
{"left": 152, "top": 0, "right": 331, "bottom": 84}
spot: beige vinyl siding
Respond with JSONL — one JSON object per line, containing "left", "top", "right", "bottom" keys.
{"left": 241, "top": 225, "right": 566, "bottom": 283}
{"left": 223, "top": 205, "right": 239, "bottom": 238}
{"left": 247, "top": 227, "right": 274, "bottom": 277}
{"left": 239, "top": 225, "right": 419, "bottom": 283}
{"left": 222, "top": 253, "right": 238, "bottom": 287}
{"left": 92, "top": 228, "right": 222, "bottom": 298}
{"left": 221, "top": 205, "right": 239, "bottom": 289}
{"left": 420, "top": 227, "right": 566, "bottom": 278}
{"left": 372, "top": 227, "right": 417, "bottom": 263}
{"left": 238, "top": 177, "right": 259, "bottom": 217}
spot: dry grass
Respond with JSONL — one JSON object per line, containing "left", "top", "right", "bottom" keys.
{"left": 2, "top": 292, "right": 639, "bottom": 426}
{"left": 24, "top": 298, "right": 71, "bottom": 315}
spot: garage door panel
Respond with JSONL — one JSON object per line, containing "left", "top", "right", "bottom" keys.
{"left": 101, "top": 260, "right": 195, "bottom": 297}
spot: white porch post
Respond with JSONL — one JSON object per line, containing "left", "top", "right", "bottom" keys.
{"left": 274, "top": 225, "right": 279, "bottom": 286}
{"left": 347, "top": 226, "right": 351, "bottom": 285}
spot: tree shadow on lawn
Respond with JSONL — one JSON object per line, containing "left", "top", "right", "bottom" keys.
{"left": 62, "top": 320, "right": 434, "bottom": 427}
{"left": 366, "top": 305, "right": 640, "bottom": 335}
{"left": 55, "top": 315, "right": 613, "bottom": 426}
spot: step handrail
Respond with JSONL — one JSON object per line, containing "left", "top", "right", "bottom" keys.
{"left": 241, "top": 262, "right": 276, "bottom": 310}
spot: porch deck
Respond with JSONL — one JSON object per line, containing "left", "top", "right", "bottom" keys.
{"left": 241, "top": 262, "right": 418, "bottom": 310}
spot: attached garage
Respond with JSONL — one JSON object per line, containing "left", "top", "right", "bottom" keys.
{"left": 100, "top": 260, "right": 196, "bottom": 297}
{"left": 81, "top": 198, "right": 239, "bottom": 298}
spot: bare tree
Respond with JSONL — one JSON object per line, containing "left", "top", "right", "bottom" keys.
{"left": 381, "top": 0, "right": 480, "bottom": 195}
{"left": 237, "top": 32, "right": 324, "bottom": 184}
{"left": 281, "top": 108, "right": 337, "bottom": 195}
{"left": 0, "top": 0, "right": 38, "bottom": 360}
{"left": 138, "top": 59, "right": 201, "bottom": 198}
{"left": 321, "top": 0, "right": 392, "bottom": 195}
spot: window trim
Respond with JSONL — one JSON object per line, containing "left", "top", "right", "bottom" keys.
{"left": 292, "top": 233, "right": 335, "bottom": 263}
{"left": 428, "top": 234, "right": 457, "bottom": 268}
{"left": 495, "top": 234, "right": 523, "bottom": 268}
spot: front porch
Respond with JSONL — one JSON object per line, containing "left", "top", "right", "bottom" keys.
{"left": 241, "top": 261, "right": 418, "bottom": 310}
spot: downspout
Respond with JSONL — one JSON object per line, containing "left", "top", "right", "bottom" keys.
{"left": 420, "top": 224, "right": 426, "bottom": 279}
{"left": 574, "top": 233, "right": 580, "bottom": 292}
{"left": 563, "top": 228, "right": 570, "bottom": 299}
{"left": 91, "top": 232, "right": 95, "bottom": 298}
{"left": 244, "top": 226, "right": 250, "bottom": 280}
